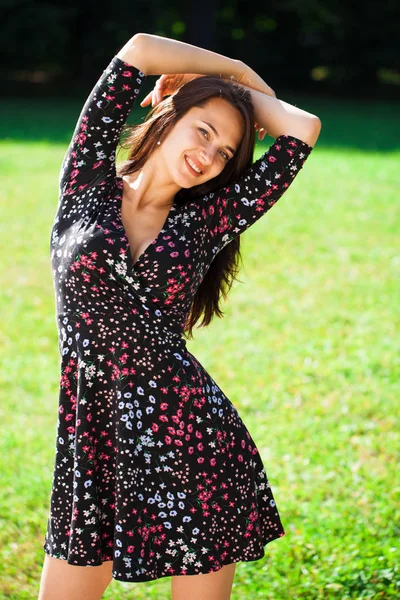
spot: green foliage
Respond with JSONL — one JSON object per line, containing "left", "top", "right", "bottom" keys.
{"left": 0, "top": 97, "right": 399, "bottom": 598}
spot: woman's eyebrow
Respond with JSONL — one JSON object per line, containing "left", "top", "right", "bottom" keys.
{"left": 201, "top": 120, "right": 236, "bottom": 155}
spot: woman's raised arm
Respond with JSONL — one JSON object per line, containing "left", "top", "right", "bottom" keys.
{"left": 116, "top": 32, "right": 243, "bottom": 80}
{"left": 120, "top": 33, "right": 321, "bottom": 148}
{"left": 240, "top": 83, "right": 321, "bottom": 147}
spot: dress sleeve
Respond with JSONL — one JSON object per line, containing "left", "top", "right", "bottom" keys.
{"left": 58, "top": 55, "right": 146, "bottom": 203}
{"left": 197, "top": 134, "right": 313, "bottom": 256}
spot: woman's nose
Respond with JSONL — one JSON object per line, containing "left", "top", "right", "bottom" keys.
{"left": 199, "top": 149, "right": 214, "bottom": 167}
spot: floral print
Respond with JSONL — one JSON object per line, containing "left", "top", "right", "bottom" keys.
{"left": 43, "top": 55, "right": 313, "bottom": 582}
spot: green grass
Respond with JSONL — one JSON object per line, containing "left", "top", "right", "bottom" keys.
{"left": 0, "top": 93, "right": 399, "bottom": 599}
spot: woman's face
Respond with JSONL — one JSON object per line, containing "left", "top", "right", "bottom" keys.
{"left": 161, "top": 97, "right": 245, "bottom": 188}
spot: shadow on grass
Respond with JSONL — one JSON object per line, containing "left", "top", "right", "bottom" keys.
{"left": 1, "top": 94, "right": 400, "bottom": 152}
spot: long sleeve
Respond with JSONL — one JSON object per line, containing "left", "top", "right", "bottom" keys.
{"left": 197, "top": 134, "right": 313, "bottom": 256}
{"left": 56, "top": 55, "right": 146, "bottom": 225}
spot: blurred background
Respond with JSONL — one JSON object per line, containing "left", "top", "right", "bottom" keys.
{"left": 0, "top": 1, "right": 399, "bottom": 599}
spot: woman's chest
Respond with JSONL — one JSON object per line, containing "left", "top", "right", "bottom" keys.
{"left": 120, "top": 199, "right": 172, "bottom": 266}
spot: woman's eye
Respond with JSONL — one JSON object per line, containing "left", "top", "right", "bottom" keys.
{"left": 199, "top": 128, "right": 229, "bottom": 161}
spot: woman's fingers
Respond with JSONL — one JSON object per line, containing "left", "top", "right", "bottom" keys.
{"left": 154, "top": 76, "right": 169, "bottom": 105}
{"left": 140, "top": 73, "right": 195, "bottom": 109}
{"left": 254, "top": 122, "right": 267, "bottom": 141}
{"left": 259, "top": 128, "right": 267, "bottom": 140}
{"left": 140, "top": 92, "right": 152, "bottom": 107}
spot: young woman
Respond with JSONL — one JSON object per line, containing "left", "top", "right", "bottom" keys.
{"left": 38, "top": 33, "right": 321, "bottom": 600}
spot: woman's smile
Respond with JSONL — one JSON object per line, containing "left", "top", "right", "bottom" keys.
{"left": 184, "top": 154, "right": 203, "bottom": 176}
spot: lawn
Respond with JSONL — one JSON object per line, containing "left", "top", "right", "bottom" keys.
{"left": 0, "top": 91, "right": 399, "bottom": 599}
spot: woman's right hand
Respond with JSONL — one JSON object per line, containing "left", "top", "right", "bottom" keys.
{"left": 140, "top": 73, "right": 204, "bottom": 107}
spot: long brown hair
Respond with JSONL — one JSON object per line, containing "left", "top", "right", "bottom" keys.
{"left": 117, "top": 75, "right": 257, "bottom": 340}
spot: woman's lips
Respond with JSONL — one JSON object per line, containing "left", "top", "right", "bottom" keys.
{"left": 185, "top": 155, "right": 202, "bottom": 177}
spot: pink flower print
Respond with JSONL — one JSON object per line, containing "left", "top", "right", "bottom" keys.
{"left": 218, "top": 215, "right": 229, "bottom": 233}
{"left": 255, "top": 200, "right": 265, "bottom": 213}
{"left": 92, "top": 160, "right": 104, "bottom": 170}
{"left": 268, "top": 155, "right": 277, "bottom": 162}
{"left": 76, "top": 132, "right": 87, "bottom": 146}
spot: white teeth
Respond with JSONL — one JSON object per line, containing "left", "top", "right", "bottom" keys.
{"left": 186, "top": 156, "right": 201, "bottom": 174}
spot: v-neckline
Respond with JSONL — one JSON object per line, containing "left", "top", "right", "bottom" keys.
{"left": 115, "top": 177, "right": 176, "bottom": 271}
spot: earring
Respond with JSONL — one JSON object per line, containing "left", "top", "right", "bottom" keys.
{"left": 157, "top": 141, "right": 161, "bottom": 145}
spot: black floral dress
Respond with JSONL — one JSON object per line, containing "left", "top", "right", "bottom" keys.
{"left": 43, "top": 54, "right": 313, "bottom": 582}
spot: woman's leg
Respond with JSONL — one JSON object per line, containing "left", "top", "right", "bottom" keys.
{"left": 171, "top": 562, "right": 237, "bottom": 600}
{"left": 38, "top": 554, "right": 113, "bottom": 600}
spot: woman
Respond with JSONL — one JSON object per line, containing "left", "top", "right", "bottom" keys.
{"left": 38, "top": 32, "right": 320, "bottom": 600}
